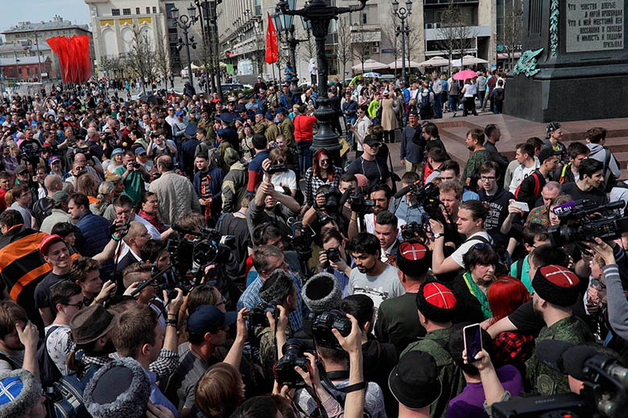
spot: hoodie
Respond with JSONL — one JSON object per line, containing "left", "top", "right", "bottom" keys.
{"left": 587, "top": 143, "right": 621, "bottom": 178}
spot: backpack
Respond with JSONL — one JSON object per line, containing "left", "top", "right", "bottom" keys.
{"left": 420, "top": 93, "right": 432, "bottom": 111}
{"left": 48, "top": 364, "right": 101, "bottom": 418}
{"left": 514, "top": 172, "right": 541, "bottom": 202}
{"left": 38, "top": 325, "right": 63, "bottom": 389}
{"left": 603, "top": 148, "right": 618, "bottom": 192}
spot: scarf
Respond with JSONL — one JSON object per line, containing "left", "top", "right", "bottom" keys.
{"left": 138, "top": 209, "right": 165, "bottom": 233}
{"left": 463, "top": 271, "right": 492, "bottom": 319}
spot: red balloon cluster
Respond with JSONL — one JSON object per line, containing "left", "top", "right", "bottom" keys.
{"left": 47, "top": 35, "right": 92, "bottom": 84}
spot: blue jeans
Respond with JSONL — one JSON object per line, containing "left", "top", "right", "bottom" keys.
{"left": 434, "top": 93, "right": 443, "bottom": 118}
{"left": 448, "top": 95, "right": 459, "bottom": 114}
{"left": 478, "top": 90, "right": 486, "bottom": 108}
{"left": 344, "top": 116, "right": 357, "bottom": 145}
{"left": 297, "top": 140, "right": 313, "bottom": 176}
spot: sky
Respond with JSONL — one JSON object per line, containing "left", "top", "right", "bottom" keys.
{"left": 1, "top": 0, "right": 91, "bottom": 34}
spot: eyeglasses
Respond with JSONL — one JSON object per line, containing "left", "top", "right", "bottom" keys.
{"left": 64, "top": 300, "right": 84, "bottom": 309}
{"left": 480, "top": 176, "right": 496, "bottom": 181}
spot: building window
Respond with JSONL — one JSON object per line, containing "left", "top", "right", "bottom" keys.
{"left": 153, "top": 6, "right": 157, "bottom": 13}
{"left": 146, "top": 7, "right": 150, "bottom": 14}
{"left": 136, "top": 7, "right": 140, "bottom": 14}
{"left": 112, "top": 8, "right": 120, "bottom": 16}
{"left": 123, "top": 8, "right": 131, "bottom": 15}
{"left": 27, "top": 67, "right": 31, "bottom": 75}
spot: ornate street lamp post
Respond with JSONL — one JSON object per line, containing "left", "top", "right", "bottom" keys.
{"left": 171, "top": 4, "right": 199, "bottom": 91}
{"left": 392, "top": 0, "right": 412, "bottom": 85}
{"left": 273, "top": 0, "right": 305, "bottom": 104}
{"left": 277, "top": 0, "right": 369, "bottom": 153}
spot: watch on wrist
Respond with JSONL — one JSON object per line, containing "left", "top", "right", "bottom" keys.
{"left": 433, "top": 232, "right": 443, "bottom": 239}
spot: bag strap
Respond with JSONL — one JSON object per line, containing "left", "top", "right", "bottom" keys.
{"left": 603, "top": 148, "right": 611, "bottom": 177}
{"left": 0, "top": 352, "right": 19, "bottom": 370}
{"left": 531, "top": 172, "right": 541, "bottom": 196}
{"left": 516, "top": 258, "right": 524, "bottom": 280}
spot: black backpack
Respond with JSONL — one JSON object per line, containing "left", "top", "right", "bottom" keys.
{"left": 37, "top": 325, "right": 63, "bottom": 388}
{"left": 603, "top": 148, "right": 618, "bottom": 192}
{"left": 48, "top": 364, "right": 102, "bottom": 418}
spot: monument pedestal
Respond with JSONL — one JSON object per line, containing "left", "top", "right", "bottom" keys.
{"left": 504, "top": 0, "right": 628, "bottom": 123}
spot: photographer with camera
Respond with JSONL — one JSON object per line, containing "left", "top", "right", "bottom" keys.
{"left": 237, "top": 245, "right": 305, "bottom": 332}
{"left": 116, "top": 151, "right": 150, "bottom": 204}
{"left": 267, "top": 149, "right": 297, "bottom": 198}
{"left": 302, "top": 184, "right": 348, "bottom": 235}
{"left": 318, "top": 229, "right": 352, "bottom": 297}
{"left": 246, "top": 159, "right": 300, "bottom": 243}
{"left": 348, "top": 183, "right": 406, "bottom": 241}
{"left": 252, "top": 270, "right": 297, "bottom": 385}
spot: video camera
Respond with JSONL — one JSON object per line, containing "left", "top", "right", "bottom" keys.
{"left": 493, "top": 340, "right": 628, "bottom": 417}
{"left": 274, "top": 339, "right": 311, "bottom": 388}
{"left": 311, "top": 310, "right": 352, "bottom": 351}
{"left": 347, "top": 186, "right": 375, "bottom": 214}
{"left": 249, "top": 301, "right": 279, "bottom": 328}
{"left": 548, "top": 199, "right": 628, "bottom": 247}
{"left": 288, "top": 220, "right": 316, "bottom": 261}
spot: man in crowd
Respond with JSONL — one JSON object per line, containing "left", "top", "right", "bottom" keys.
{"left": 149, "top": 156, "right": 201, "bottom": 225}
{"left": 561, "top": 158, "right": 609, "bottom": 206}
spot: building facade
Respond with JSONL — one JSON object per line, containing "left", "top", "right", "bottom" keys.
{"left": 85, "top": 0, "right": 171, "bottom": 76}
{"left": 217, "top": 0, "right": 500, "bottom": 83}
{"left": 0, "top": 57, "right": 53, "bottom": 81}
{"left": 1, "top": 15, "right": 93, "bottom": 81}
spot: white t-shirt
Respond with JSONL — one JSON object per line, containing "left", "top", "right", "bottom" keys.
{"left": 349, "top": 263, "right": 405, "bottom": 310}
{"left": 271, "top": 170, "right": 297, "bottom": 192}
{"left": 365, "top": 213, "right": 406, "bottom": 241}
{"left": 508, "top": 163, "right": 539, "bottom": 194}
{"left": 450, "top": 231, "right": 493, "bottom": 268}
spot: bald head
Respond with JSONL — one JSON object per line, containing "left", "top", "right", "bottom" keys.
{"left": 124, "top": 221, "right": 148, "bottom": 248}
{"left": 158, "top": 155, "right": 174, "bottom": 173}
{"left": 45, "top": 175, "right": 63, "bottom": 194}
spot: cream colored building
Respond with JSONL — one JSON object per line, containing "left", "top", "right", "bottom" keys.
{"left": 85, "top": 0, "right": 171, "bottom": 75}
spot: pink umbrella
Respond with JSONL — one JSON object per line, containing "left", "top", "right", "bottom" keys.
{"left": 453, "top": 69, "right": 478, "bottom": 80}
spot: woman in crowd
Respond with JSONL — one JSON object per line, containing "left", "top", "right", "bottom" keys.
{"left": 103, "top": 148, "right": 124, "bottom": 174}
{"left": 76, "top": 174, "right": 99, "bottom": 204}
{"left": 268, "top": 148, "right": 297, "bottom": 197}
{"left": 488, "top": 276, "right": 534, "bottom": 372}
{"left": 452, "top": 243, "right": 498, "bottom": 323}
{"left": 304, "top": 149, "right": 343, "bottom": 208}
{"left": 90, "top": 181, "right": 116, "bottom": 222}
{"left": 379, "top": 91, "right": 398, "bottom": 144}
{"left": 461, "top": 78, "right": 478, "bottom": 117}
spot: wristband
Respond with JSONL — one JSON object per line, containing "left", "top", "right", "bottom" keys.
{"left": 166, "top": 319, "right": 177, "bottom": 326}
{"left": 111, "top": 234, "right": 122, "bottom": 242}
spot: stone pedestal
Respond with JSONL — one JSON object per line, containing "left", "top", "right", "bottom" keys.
{"left": 504, "top": 0, "right": 628, "bottom": 122}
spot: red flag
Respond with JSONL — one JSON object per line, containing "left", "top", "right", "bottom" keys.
{"left": 265, "top": 13, "right": 278, "bottom": 64}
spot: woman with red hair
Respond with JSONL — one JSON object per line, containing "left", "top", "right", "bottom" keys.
{"left": 488, "top": 276, "right": 535, "bottom": 371}
{"left": 303, "top": 149, "right": 343, "bottom": 207}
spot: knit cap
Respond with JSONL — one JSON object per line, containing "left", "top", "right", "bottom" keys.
{"left": 396, "top": 242, "right": 431, "bottom": 277}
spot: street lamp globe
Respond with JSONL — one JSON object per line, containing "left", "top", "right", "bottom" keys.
{"left": 392, "top": 0, "right": 399, "bottom": 13}
{"left": 188, "top": 4, "right": 197, "bottom": 19}
{"left": 406, "top": 0, "right": 413, "bottom": 12}
{"left": 171, "top": 6, "right": 180, "bottom": 19}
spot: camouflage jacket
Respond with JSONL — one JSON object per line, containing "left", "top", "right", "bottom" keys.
{"left": 401, "top": 327, "right": 465, "bottom": 418}
{"left": 526, "top": 315, "right": 593, "bottom": 395}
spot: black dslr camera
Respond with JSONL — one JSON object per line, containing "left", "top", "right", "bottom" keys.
{"left": 311, "top": 310, "right": 352, "bottom": 350}
{"left": 325, "top": 247, "right": 341, "bottom": 263}
{"left": 266, "top": 164, "right": 286, "bottom": 175}
{"left": 249, "top": 301, "right": 279, "bottom": 328}
{"left": 349, "top": 186, "right": 375, "bottom": 214}
{"left": 274, "top": 339, "right": 311, "bottom": 388}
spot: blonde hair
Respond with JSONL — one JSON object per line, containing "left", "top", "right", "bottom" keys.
{"left": 95, "top": 181, "right": 115, "bottom": 209}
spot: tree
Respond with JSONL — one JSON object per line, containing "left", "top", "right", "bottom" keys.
{"left": 498, "top": 1, "right": 523, "bottom": 69}
{"left": 125, "top": 25, "right": 156, "bottom": 94}
{"left": 351, "top": 27, "right": 372, "bottom": 74}
{"left": 438, "top": 0, "right": 478, "bottom": 75}
{"left": 335, "top": 16, "right": 353, "bottom": 79}
{"left": 154, "top": 24, "right": 171, "bottom": 84}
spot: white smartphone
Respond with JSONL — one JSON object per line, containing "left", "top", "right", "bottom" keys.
{"left": 512, "top": 201, "right": 530, "bottom": 212}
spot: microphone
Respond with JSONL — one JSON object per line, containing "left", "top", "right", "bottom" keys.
{"left": 394, "top": 180, "right": 420, "bottom": 199}
{"left": 551, "top": 199, "right": 591, "bottom": 217}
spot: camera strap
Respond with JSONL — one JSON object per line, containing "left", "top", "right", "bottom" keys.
{"left": 321, "top": 367, "right": 367, "bottom": 394}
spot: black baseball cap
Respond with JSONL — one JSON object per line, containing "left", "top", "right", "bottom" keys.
{"left": 187, "top": 305, "right": 237, "bottom": 335}
{"left": 538, "top": 147, "right": 561, "bottom": 163}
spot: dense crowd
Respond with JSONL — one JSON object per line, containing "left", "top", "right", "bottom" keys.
{"left": 0, "top": 70, "right": 626, "bottom": 418}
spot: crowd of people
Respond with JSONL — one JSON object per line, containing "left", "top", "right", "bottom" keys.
{"left": 0, "top": 70, "right": 626, "bottom": 418}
